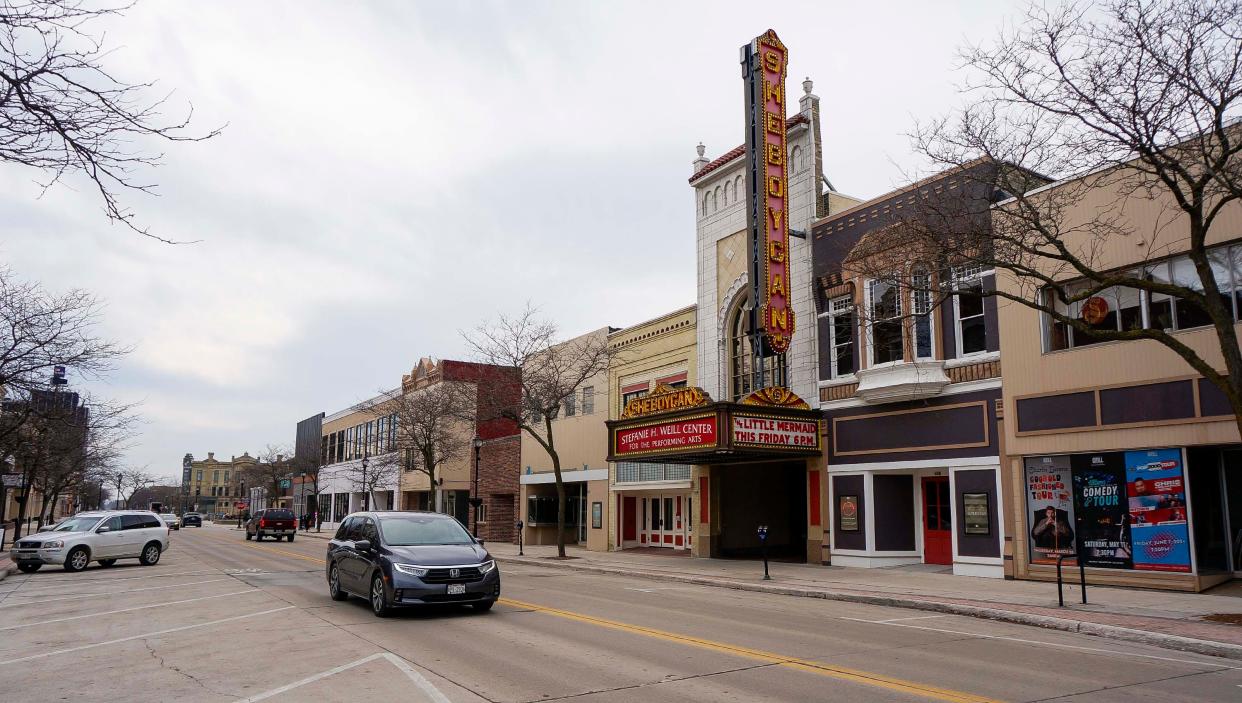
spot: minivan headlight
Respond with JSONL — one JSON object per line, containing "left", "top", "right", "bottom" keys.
{"left": 478, "top": 560, "right": 496, "bottom": 574}
{"left": 393, "top": 563, "right": 428, "bottom": 577}
{"left": 42, "top": 540, "right": 64, "bottom": 549}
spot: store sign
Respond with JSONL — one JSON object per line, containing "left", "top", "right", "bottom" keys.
{"left": 620, "top": 384, "right": 710, "bottom": 419}
{"left": 745, "top": 29, "right": 794, "bottom": 354}
{"left": 963, "top": 493, "right": 990, "bottom": 536}
{"left": 732, "top": 415, "right": 819, "bottom": 449}
{"left": 1, "top": 474, "right": 25, "bottom": 488}
{"left": 838, "top": 495, "right": 859, "bottom": 532}
{"left": 613, "top": 416, "right": 718, "bottom": 457}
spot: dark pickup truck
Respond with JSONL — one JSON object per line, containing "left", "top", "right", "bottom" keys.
{"left": 245, "top": 508, "right": 298, "bottom": 542}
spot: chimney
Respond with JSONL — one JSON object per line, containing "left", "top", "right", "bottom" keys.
{"left": 800, "top": 76, "right": 817, "bottom": 116}
{"left": 692, "top": 142, "right": 709, "bottom": 175}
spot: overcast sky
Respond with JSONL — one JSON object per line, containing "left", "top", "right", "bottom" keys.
{"left": 1, "top": 0, "right": 1024, "bottom": 481}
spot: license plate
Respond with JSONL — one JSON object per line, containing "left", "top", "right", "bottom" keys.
{"left": 447, "top": 583, "right": 466, "bottom": 595}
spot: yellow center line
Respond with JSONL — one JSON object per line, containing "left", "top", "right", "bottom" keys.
{"left": 498, "top": 597, "right": 1001, "bottom": 703}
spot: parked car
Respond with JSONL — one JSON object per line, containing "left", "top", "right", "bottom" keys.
{"left": 160, "top": 513, "right": 180, "bottom": 530}
{"left": 181, "top": 512, "right": 203, "bottom": 527}
{"left": 8, "top": 511, "right": 170, "bottom": 573}
{"left": 326, "top": 511, "right": 499, "bottom": 617}
{"left": 246, "top": 508, "right": 297, "bottom": 542}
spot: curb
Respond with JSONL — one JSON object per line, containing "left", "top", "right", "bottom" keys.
{"left": 495, "top": 555, "right": 1242, "bottom": 662}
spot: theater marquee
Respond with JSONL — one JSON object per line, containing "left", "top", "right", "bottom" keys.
{"left": 607, "top": 387, "right": 821, "bottom": 464}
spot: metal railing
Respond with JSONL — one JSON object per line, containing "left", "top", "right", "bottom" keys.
{"left": 1056, "top": 553, "right": 1087, "bottom": 607}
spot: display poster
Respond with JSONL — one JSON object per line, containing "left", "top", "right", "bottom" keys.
{"left": 839, "top": 495, "right": 859, "bottom": 532}
{"left": 962, "top": 493, "right": 990, "bottom": 535}
{"left": 1071, "top": 453, "right": 1132, "bottom": 569}
{"left": 1025, "top": 456, "right": 1077, "bottom": 563}
{"left": 1125, "top": 449, "right": 1192, "bottom": 572}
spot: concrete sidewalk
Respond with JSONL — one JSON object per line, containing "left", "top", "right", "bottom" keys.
{"left": 485, "top": 542, "right": 1242, "bottom": 661}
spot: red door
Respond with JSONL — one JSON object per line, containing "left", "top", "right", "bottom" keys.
{"left": 622, "top": 497, "right": 637, "bottom": 542}
{"left": 922, "top": 476, "right": 952, "bottom": 565}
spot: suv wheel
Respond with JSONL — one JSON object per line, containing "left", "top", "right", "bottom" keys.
{"left": 256, "top": 531, "right": 264, "bottom": 541}
{"left": 287, "top": 534, "right": 295, "bottom": 542}
{"left": 139, "top": 542, "right": 162, "bottom": 566}
{"left": 328, "top": 564, "right": 348, "bottom": 601}
{"left": 63, "top": 546, "right": 90, "bottom": 572}
{"left": 17, "top": 563, "right": 40, "bottom": 573}
{"left": 245, "top": 531, "right": 252, "bottom": 541}
{"left": 370, "top": 574, "right": 391, "bottom": 617}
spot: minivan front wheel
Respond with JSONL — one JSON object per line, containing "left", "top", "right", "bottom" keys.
{"left": 63, "top": 546, "right": 90, "bottom": 572}
{"left": 328, "top": 564, "right": 348, "bottom": 601}
{"left": 139, "top": 542, "right": 162, "bottom": 566}
{"left": 370, "top": 575, "right": 391, "bottom": 618}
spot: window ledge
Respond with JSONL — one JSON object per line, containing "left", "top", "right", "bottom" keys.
{"left": 855, "top": 360, "right": 950, "bottom": 404}
{"left": 818, "top": 375, "right": 858, "bottom": 388}
{"left": 944, "top": 351, "right": 1000, "bottom": 369}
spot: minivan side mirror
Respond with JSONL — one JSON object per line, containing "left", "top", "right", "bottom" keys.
{"left": 353, "top": 539, "right": 372, "bottom": 552}
{"left": 475, "top": 537, "right": 485, "bottom": 546}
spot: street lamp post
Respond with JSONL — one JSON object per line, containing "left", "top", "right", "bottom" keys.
{"left": 470, "top": 436, "right": 483, "bottom": 538}
{"left": 360, "top": 451, "right": 370, "bottom": 511}
{"left": 238, "top": 479, "right": 246, "bottom": 528}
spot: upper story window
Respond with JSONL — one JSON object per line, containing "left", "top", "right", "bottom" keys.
{"left": 563, "top": 394, "right": 576, "bottom": 417}
{"left": 953, "top": 266, "right": 989, "bottom": 357}
{"left": 729, "top": 296, "right": 786, "bottom": 400}
{"left": 1044, "top": 243, "right": 1242, "bottom": 351}
{"left": 821, "top": 295, "right": 855, "bottom": 378}
{"left": 582, "top": 386, "right": 595, "bottom": 415}
{"left": 868, "top": 278, "right": 904, "bottom": 365}
{"left": 911, "top": 267, "right": 934, "bottom": 360}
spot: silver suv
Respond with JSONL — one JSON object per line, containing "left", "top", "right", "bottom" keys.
{"left": 9, "top": 511, "right": 170, "bottom": 573}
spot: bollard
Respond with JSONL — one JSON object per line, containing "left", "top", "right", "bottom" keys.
{"left": 516, "top": 520, "right": 524, "bottom": 556}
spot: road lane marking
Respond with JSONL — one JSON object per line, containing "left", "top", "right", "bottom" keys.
{"left": 0, "top": 570, "right": 221, "bottom": 594}
{"left": 0, "top": 578, "right": 234, "bottom": 609}
{"left": 0, "top": 589, "right": 260, "bottom": 631}
{"left": 0, "top": 606, "right": 294, "bottom": 665}
{"left": 181, "top": 529, "right": 323, "bottom": 565}
{"left": 499, "top": 597, "right": 998, "bottom": 703}
{"left": 868, "top": 615, "right": 952, "bottom": 624}
{"left": 839, "top": 617, "right": 1240, "bottom": 670}
{"left": 232, "top": 652, "right": 451, "bottom": 703}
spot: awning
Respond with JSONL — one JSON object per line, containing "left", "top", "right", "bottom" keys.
{"left": 606, "top": 385, "right": 823, "bottom": 465}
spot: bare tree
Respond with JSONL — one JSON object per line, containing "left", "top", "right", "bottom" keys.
{"left": 117, "top": 465, "right": 154, "bottom": 509}
{"left": 242, "top": 444, "right": 291, "bottom": 508}
{"left": 376, "top": 379, "right": 473, "bottom": 514}
{"left": 854, "top": 0, "right": 1242, "bottom": 438}
{"left": 0, "top": 266, "right": 126, "bottom": 418}
{"left": 463, "top": 304, "right": 612, "bottom": 558}
{"left": 30, "top": 395, "right": 136, "bottom": 526}
{"left": 1, "top": 0, "right": 222, "bottom": 242}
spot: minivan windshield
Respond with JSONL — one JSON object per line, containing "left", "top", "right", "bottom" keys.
{"left": 53, "top": 515, "right": 103, "bottom": 532}
{"left": 378, "top": 515, "right": 474, "bottom": 546}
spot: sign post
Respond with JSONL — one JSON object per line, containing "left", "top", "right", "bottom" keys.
{"left": 757, "top": 524, "right": 771, "bottom": 580}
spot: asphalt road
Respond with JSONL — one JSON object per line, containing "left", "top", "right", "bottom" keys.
{"left": 1, "top": 523, "right": 1240, "bottom": 702}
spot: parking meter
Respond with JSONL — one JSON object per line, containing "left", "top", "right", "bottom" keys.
{"left": 757, "top": 524, "right": 771, "bottom": 580}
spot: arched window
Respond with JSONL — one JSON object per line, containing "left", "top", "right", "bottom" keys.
{"left": 791, "top": 145, "right": 802, "bottom": 174}
{"left": 709, "top": 190, "right": 717, "bottom": 213}
{"left": 911, "top": 266, "right": 934, "bottom": 359}
{"left": 728, "top": 295, "right": 786, "bottom": 401}
{"left": 713, "top": 186, "right": 722, "bottom": 212}
{"left": 724, "top": 180, "right": 733, "bottom": 206}
{"left": 702, "top": 192, "right": 710, "bottom": 216}
{"left": 735, "top": 175, "right": 743, "bottom": 199}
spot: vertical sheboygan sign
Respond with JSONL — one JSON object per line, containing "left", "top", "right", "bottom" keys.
{"left": 743, "top": 29, "right": 794, "bottom": 357}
